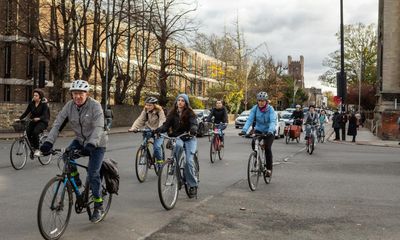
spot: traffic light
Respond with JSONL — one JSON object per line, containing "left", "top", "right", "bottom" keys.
{"left": 336, "top": 71, "right": 347, "bottom": 103}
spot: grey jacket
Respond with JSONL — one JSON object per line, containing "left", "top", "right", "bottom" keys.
{"left": 46, "top": 97, "right": 108, "bottom": 148}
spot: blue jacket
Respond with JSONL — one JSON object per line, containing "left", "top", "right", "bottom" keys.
{"left": 242, "top": 105, "right": 276, "bottom": 134}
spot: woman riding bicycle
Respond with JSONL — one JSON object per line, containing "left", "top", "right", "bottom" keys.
{"left": 40, "top": 80, "right": 108, "bottom": 223}
{"left": 207, "top": 100, "right": 228, "bottom": 146}
{"left": 17, "top": 88, "right": 50, "bottom": 157}
{"left": 129, "top": 97, "right": 166, "bottom": 165}
{"left": 318, "top": 110, "right": 328, "bottom": 136}
{"left": 239, "top": 91, "right": 276, "bottom": 177}
{"left": 154, "top": 94, "right": 199, "bottom": 197}
{"left": 304, "top": 105, "right": 319, "bottom": 140}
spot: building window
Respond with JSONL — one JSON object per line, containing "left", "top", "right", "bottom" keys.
{"left": 5, "top": 0, "right": 12, "bottom": 33}
{"left": 197, "top": 80, "right": 203, "bottom": 96}
{"left": 4, "top": 43, "right": 12, "bottom": 78}
{"left": 4, "top": 85, "right": 11, "bottom": 102}
{"left": 26, "top": 86, "right": 33, "bottom": 102}
{"left": 26, "top": 51, "right": 34, "bottom": 78}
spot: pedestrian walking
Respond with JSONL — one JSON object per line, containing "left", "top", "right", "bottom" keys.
{"left": 332, "top": 111, "right": 341, "bottom": 141}
{"left": 347, "top": 112, "right": 357, "bottom": 142}
{"left": 339, "top": 111, "right": 348, "bottom": 141}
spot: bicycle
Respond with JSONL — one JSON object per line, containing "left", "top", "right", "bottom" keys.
{"left": 157, "top": 132, "right": 199, "bottom": 210}
{"left": 317, "top": 125, "right": 325, "bottom": 143}
{"left": 209, "top": 123, "right": 226, "bottom": 163}
{"left": 306, "top": 124, "right": 317, "bottom": 155}
{"left": 246, "top": 133, "right": 272, "bottom": 191}
{"left": 37, "top": 148, "right": 112, "bottom": 240}
{"left": 133, "top": 129, "right": 165, "bottom": 182}
{"left": 10, "top": 119, "right": 53, "bottom": 170}
{"left": 284, "top": 122, "right": 301, "bottom": 144}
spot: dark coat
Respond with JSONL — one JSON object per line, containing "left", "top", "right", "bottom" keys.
{"left": 20, "top": 100, "right": 50, "bottom": 126}
{"left": 347, "top": 114, "right": 357, "bottom": 136}
{"left": 332, "top": 113, "right": 341, "bottom": 129}
{"left": 207, "top": 107, "right": 228, "bottom": 124}
{"left": 158, "top": 108, "right": 198, "bottom": 139}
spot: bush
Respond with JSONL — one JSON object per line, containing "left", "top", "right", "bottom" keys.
{"left": 189, "top": 96, "right": 205, "bottom": 109}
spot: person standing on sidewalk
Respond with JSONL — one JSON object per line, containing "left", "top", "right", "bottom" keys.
{"left": 332, "top": 111, "right": 341, "bottom": 141}
{"left": 347, "top": 112, "right": 358, "bottom": 142}
{"left": 339, "top": 111, "right": 348, "bottom": 141}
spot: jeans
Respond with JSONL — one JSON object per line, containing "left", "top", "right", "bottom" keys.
{"left": 69, "top": 140, "right": 105, "bottom": 201}
{"left": 174, "top": 137, "right": 198, "bottom": 188}
{"left": 143, "top": 132, "right": 164, "bottom": 161}
{"left": 26, "top": 121, "right": 47, "bottom": 149}
{"left": 305, "top": 124, "right": 317, "bottom": 138}
{"left": 216, "top": 123, "right": 227, "bottom": 142}
{"left": 318, "top": 125, "right": 325, "bottom": 136}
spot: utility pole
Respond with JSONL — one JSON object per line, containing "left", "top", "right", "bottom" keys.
{"left": 339, "top": 0, "right": 346, "bottom": 112}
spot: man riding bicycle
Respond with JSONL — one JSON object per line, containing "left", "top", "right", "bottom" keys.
{"left": 239, "top": 91, "right": 276, "bottom": 177}
{"left": 129, "top": 97, "right": 166, "bottom": 166}
{"left": 40, "top": 80, "right": 108, "bottom": 223}
{"left": 290, "top": 104, "right": 304, "bottom": 127}
{"left": 304, "top": 105, "right": 319, "bottom": 140}
{"left": 207, "top": 100, "right": 228, "bottom": 146}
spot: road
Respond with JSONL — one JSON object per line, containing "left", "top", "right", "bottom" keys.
{"left": 0, "top": 126, "right": 399, "bottom": 239}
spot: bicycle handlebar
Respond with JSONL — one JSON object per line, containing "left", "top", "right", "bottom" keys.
{"left": 158, "top": 132, "right": 193, "bottom": 140}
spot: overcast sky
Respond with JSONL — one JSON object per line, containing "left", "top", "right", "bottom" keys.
{"left": 192, "top": 0, "right": 378, "bottom": 92}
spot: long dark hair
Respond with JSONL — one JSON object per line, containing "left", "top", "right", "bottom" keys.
{"left": 167, "top": 101, "right": 195, "bottom": 126}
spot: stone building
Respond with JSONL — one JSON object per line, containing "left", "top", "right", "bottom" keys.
{"left": 288, "top": 55, "right": 304, "bottom": 89}
{"left": 375, "top": 0, "right": 400, "bottom": 140}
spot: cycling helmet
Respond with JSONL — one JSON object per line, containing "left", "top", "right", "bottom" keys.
{"left": 296, "top": 104, "right": 301, "bottom": 108}
{"left": 70, "top": 80, "right": 90, "bottom": 92}
{"left": 145, "top": 96, "right": 158, "bottom": 104}
{"left": 256, "top": 91, "right": 268, "bottom": 101}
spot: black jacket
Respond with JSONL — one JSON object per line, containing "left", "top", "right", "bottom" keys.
{"left": 291, "top": 110, "right": 304, "bottom": 120}
{"left": 207, "top": 107, "right": 228, "bottom": 124}
{"left": 158, "top": 109, "right": 198, "bottom": 139}
{"left": 20, "top": 100, "right": 50, "bottom": 126}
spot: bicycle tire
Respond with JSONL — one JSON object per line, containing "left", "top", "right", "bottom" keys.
{"left": 309, "top": 136, "right": 315, "bottom": 155}
{"left": 217, "top": 136, "right": 224, "bottom": 160}
{"left": 10, "top": 138, "right": 28, "bottom": 170}
{"left": 38, "top": 136, "right": 53, "bottom": 165}
{"left": 158, "top": 159, "right": 179, "bottom": 210}
{"left": 86, "top": 181, "right": 113, "bottom": 222}
{"left": 285, "top": 133, "right": 290, "bottom": 144}
{"left": 247, "top": 152, "right": 260, "bottom": 191}
{"left": 209, "top": 136, "right": 217, "bottom": 163}
{"left": 135, "top": 147, "right": 148, "bottom": 182}
{"left": 263, "top": 157, "right": 272, "bottom": 184}
{"left": 37, "top": 176, "right": 72, "bottom": 240}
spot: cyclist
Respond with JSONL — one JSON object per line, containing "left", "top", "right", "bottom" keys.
{"left": 17, "top": 88, "right": 50, "bottom": 157}
{"left": 128, "top": 97, "right": 166, "bottom": 166}
{"left": 318, "top": 109, "right": 328, "bottom": 137}
{"left": 290, "top": 104, "right": 304, "bottom": 127}
{"left": 239, "top": 91, "right": 276, "bottom": 177}
{"left": 40, "top": 80, "right": 108, "bottom": 223}
{"left": 304, "top": 105, "right": 319, "bottom": 140}
{"left": 154, "top": 94, "right": 199, "bottom": 197}
{"left": 207, "top": 100, "right": 228, "bottom": 146}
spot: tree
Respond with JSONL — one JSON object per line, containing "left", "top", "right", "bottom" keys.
{"left": 149, "top": 0, "right": 197, "bottom": 106}
{"left": 346, "top": 83, "right": 376, "bottom": 110}
{"left": 319, "top": 23, "right": 377, "bottom": 87}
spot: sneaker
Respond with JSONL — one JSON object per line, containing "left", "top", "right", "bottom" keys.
{"left": 91, "top": 206, "right": 104, "bottom": 223}
{"left": 265, "top": 170, "right": 272, "bottom": 177}
{"left": 34, "top": 150, "right": 42, "bottom": 157}
{"left": 188, "top": 186, "right": 197, "bottom": 199}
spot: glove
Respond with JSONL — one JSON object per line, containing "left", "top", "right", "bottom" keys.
{"left": 238, "top": 131, "right": 246, "bottom": 136}
{"left": 189, "top": 128, "right": 197, "bottom": 136}
{"left": 40, "top": 142, "right": 53, "bottom": 156}
{"left": 82, "top": 143, "right": 96, "bottom": 156}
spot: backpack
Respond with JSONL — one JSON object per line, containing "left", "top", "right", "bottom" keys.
{"left": 100, "top": 158, "right": 119, "bottom": 195}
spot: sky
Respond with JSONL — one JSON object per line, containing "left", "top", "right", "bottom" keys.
{"left": 192, "top": 0, "right": 379, "bottom": 93}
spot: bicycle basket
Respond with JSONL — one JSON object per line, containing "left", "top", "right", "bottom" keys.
{"left": 12, "top": 121, "right": 27, "bottom": 132}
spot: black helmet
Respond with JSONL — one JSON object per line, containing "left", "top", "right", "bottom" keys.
{"left": 256, "top": 91, "right": 268, "bottom": 101}
{"left": 145, "top": 97, "right": 158, "bottom": 104}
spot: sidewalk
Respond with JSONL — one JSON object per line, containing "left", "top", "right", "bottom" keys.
{"left": 328, "top": 127, "right": 399, "bottom": 148}
{"left": 0, "top": 126, "right": 130, "bottom": 140}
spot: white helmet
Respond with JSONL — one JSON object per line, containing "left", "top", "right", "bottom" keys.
{"left": 70, "top": 80, "right": 90, "bottom": 92}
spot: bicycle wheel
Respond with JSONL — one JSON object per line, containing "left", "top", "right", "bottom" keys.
{"left": 209, "top": 136, "right": 217, "bottom": 163}
{"left": 158, "top": 159, "right": 179, "bottom": 210}
{"left": 309, "top": 136, "right": 315, "bottom": 155}
{"left": 86, "top": 181, "right": 113, "bottom": 222}
{"left": 217, "top": 136, "right": 224, "bottom": 160}
{"left": 10, "top": 138, "right": 28, "bottom": 170}
{"left": 38, "top": 135, "right": 53, "bottom": 165}
{"left": 37, "top": 176, "right": 72, "bottom": 240}
{"left": 247, "top": 152, "right": 260, "bottom": 191}
{"left": 263, "top": 158, "right": 273, "bottom": 184}
{"left": 320, "top": 131, "right": 325, "bottom": 143}
{"left": 135, "top": 147, "right": 149, "bottom": 182}
{"left": 285, "top": 133, "right": 290, "bottom": 144}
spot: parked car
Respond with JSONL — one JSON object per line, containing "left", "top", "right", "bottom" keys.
{"left": 285, "top": 108, "right": 296, "bottom": 114}
{"left": 235, "top": 110, "right": 251, "bottom": 128}
{"left": 280, "top": 111, "right": 293, "bottom": 125}
{"left": 193, "top": 109, "right": 211, "bottom": 137}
